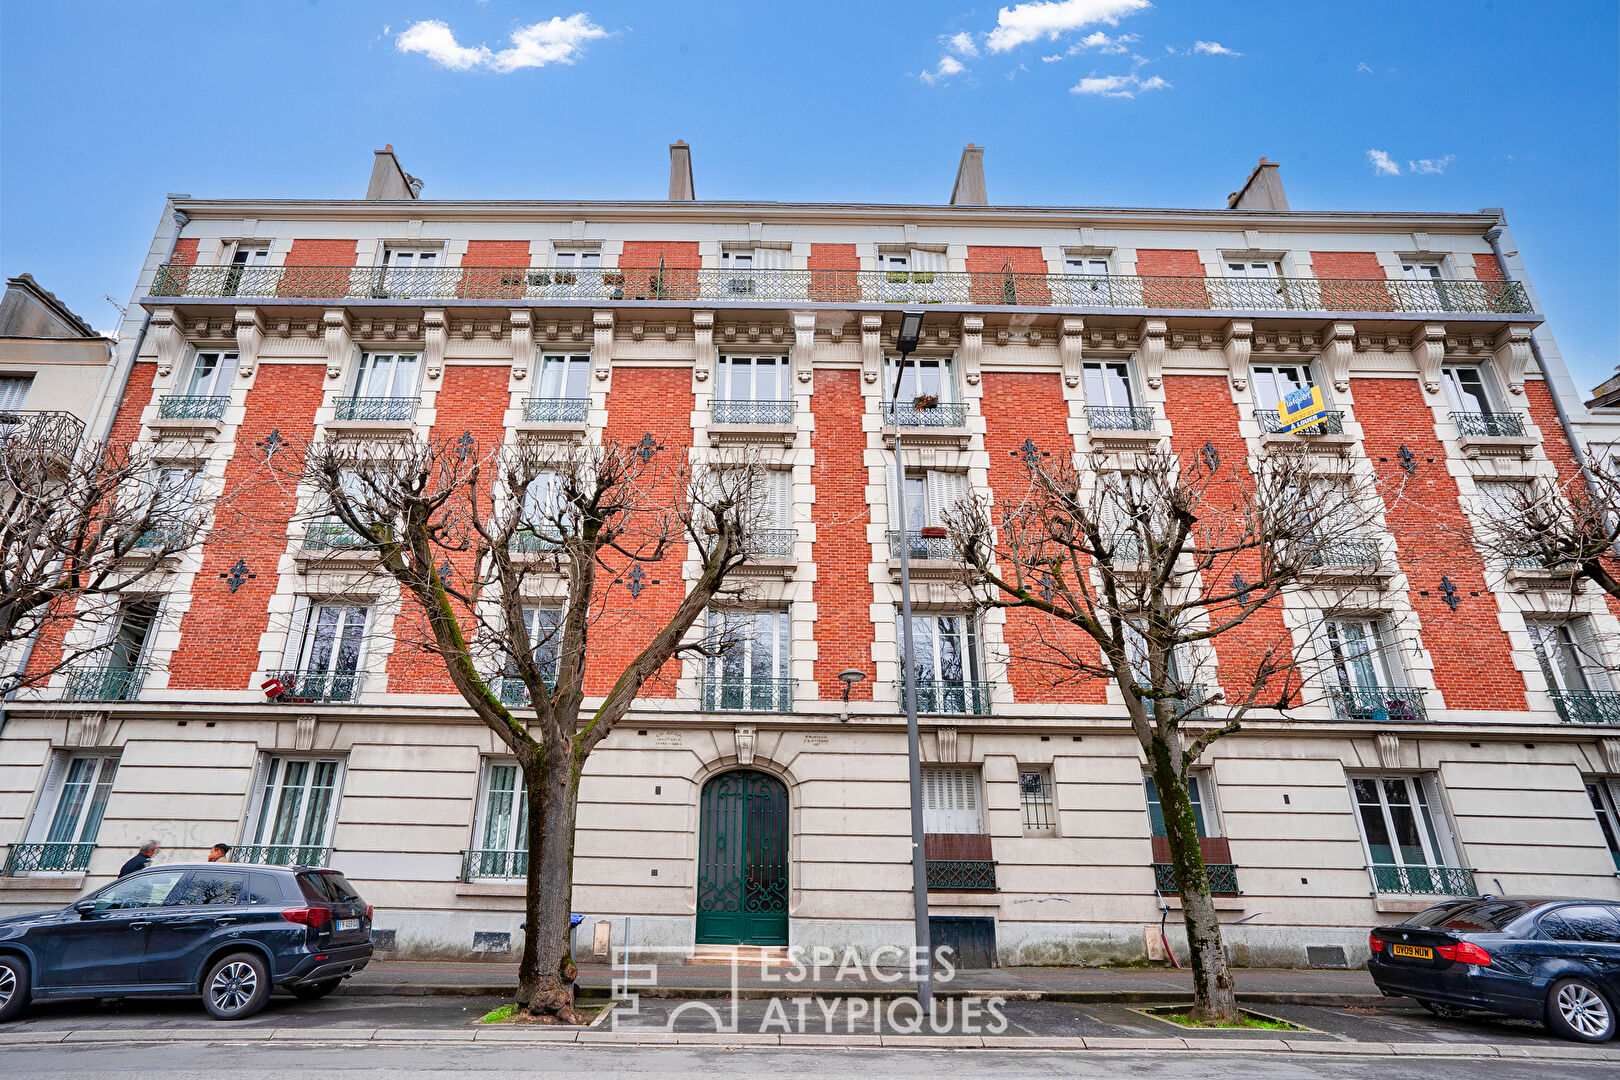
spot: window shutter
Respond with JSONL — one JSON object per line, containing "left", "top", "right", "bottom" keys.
{"left": 925, "top": 470, "right": 968, "bottom": 526}
{"left": 769, "top": 470, "right": 793, "bottom": 530}
{"left": 241, "top": 754, "right": 274, "bottom": 844}
{"left": 22, "top": 750, "right": 71, "bottom": 844}
{"left": 884, "top": 464, "right": 901, "bottom": 528}
{"left": 1572, "top": 620, "right": 1613, "bottom": 691}
{"left": 282, "top": 597, "right": 312, "bottom": 671}
{"left": 911, "top": 250, "right": 946, "bottom": 272}
{"left": 755, "top": 248, "right": 789, "bottom": 270}
{"left": 0, "top": 374, "right": 35, "bottom": 411}
{"left": 922, "top": 766, "right": 983, "bottom": 833}
{"left": 1418, "top": 773, "right": 1459, "bottom": 864}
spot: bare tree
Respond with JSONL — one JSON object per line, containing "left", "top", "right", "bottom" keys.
{"left": 281, "top": 433, "right": 768, "bottom": 1022}
{"left": 1471, "top": 452, "right": 1620, "bottom": 601}
{"left": 0, "top": 416, "right": 206, "bottom": 695}
{"left": 949, "top": 445, "right": 1388, "bottom": 1023}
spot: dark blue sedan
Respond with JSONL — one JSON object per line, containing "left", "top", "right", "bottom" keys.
{"left": 1370, "top": 896, "right": 1620, "bottom": 1042}
{"left": 0, "top": 862, "right": 372, "bottom": 1021}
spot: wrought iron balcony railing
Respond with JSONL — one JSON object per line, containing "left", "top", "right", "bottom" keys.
{"left": 156, "top": 394, "right": 230, "bottom": 421}
{"left": 149, "top": 264, "right": 1535, "bottom": 316}
{"left": 233, "top": 844, "right": 331, "bottom": 867}
{"left": 1154, "top": 861, "right": 1241, "bottom": 896}
{"left": 332, "top": 396, "right": 419, "bottom": 423}
{"left": 1450, "top": 410, "right": 1527, "bottom": 438}
{"left": 897, "top": 679, "right": 994, "bottom": 716}
{"left": 511, "top": 528, "right": 565, "bottom": 554}
{"left": 712, "top": 399, "right": 793, "bottom": 425}
{"left": 882, "top": 401, "right": 967, "bottom": 428}
{"left": 0, "top": 409, "right": 86, "bottom": 457}
{"left": 463, "top": 848, "right": 527, "bottom": 881}
{"left": 3, "top": 842, "right": 95, "bottom": 875}
{"left": 130, "top": 521, "right": 194, "bottom": 551}
{"left": 926, "top": 859, "right": 997, "bottom": 891}
{"left": 1305, "top": 538, "right": 1383, "bottom": 569}
{"left": 1085, "top": 405, "right": 1157, "bottom": 432}
{"left": 302, "top": 520, "right": 365, "bottom": 551}
{"left": 1255, "top": 409, "right": 1347, "bottom": 435}
{"left": 1506, "top": 552, "right": 1579, "bottom": 574}
{"left": 1146, "top": 684, "right": 1211, "bottom": 719}
{"left": 1326, "top": 685, "right": 1428, "bottom": 723}
{"left": 746, "top": 528, "right": 796, "bottom": 558}
{"left": 271, "top": 669, "right": 362, "bottom": 703}
{"left": 699, "top": 675, "right": 794, "bottom": 713}
{"left": 1550, "top": 689, "right": 1620, "bottom": 726}
{"left": 887, "top": 529, "right": 958, "bottom": 560}
{"left": 63, "top": 664, "right": 148, "bottom": 702}
{"left": 522, "top": 397, "right": 588, "bottom": 423}
{"left": 1368, "top": 863, "right": 1477, "bottom": 896}
{"left": 496, "top": 671, "right": 556, "bottom": 707}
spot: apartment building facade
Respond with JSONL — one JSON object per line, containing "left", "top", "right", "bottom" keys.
{"left": 2, "top": 146, "right": 1617, "bottom": 968}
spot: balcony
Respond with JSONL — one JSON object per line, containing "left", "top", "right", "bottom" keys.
{"left": 149, "top": 264, "right": 1534, "bottom": 319}
{"left": 128, "top": 521, "right": 194, "bottom": 553}
{"left": 924, "top": 832, "right": 996, "bottom": 891}
{"left": 1154, "top": 862, "right": 1241, "bottom": 896}
{"left": 302, "top": 520, "right": 365, "bottom": 552}
{"left": 463, "top": 848, "right": 526, "bottom": 881}
{"left": 156, "top": 393, "right": 230, "bottom": 421}
{"left": 1255, "top": 408, "right": 1347, "bottom": 436}
{"left": 268, "top": 669, "right": 362, "bottom": 703}
{"left": 1302, "top": 538, "right": 1389, "bottom": 583}
{"left": 882, "top": 400, "right": 967, "bottom": 428}
{"left": 1325, "top": 685, "right": 1428, "bottom": 723}
{"left": 496, "top": 672, "right": 555, "bottom": 708}
{"left": 699, "top": 675, "right": 794, "bottom": 713}
{"left": 327, "top": 395, "right": 419, "bottom": 435}
{"left": 63, "top": 664, "right": 148, "bottom": 702}
{"left": 3, "top": 842, "right": 95, "bottom": 875}
{"left": 1450, "top": 410, "right": 1535, "bottom": 459}
{"left": 233, "top": 844, "right": 331, "bottom": 867}
{"left": 1368, "top": 863, "right": 1477, "bottom": 896}
{"left": 521, "top": 397, "right": 588, "bottom": 424}
{"left": 0, "top": 409, "right": 85, "bottom": 467}
{"left": 897, "top": 679, "right": 994, "bottom": 716}
{"left": 887, "top": 528, "right": 958, "bottom": 561}
{"left": 1085, "top": 405, "right": 1161, "bottom": 452}
{"left": 708, "top": 399, "right": 795, "bottom": 446}
{"left": 1550, "top": 689, "right": 1620, "bottom": 726}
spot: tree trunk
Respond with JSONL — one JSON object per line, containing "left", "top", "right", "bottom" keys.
{"left": 516, "top": 758, "right": 584, "bottom": 1022}
{"left": 1149, "top": 747, "right": 1238, "bottom": 1024}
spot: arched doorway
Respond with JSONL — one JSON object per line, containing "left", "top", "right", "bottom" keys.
{"left": 695, "top": 769, "right": 789, "bottom": 946}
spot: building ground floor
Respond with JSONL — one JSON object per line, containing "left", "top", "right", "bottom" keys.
{"left": 2, "top": 703, "right": 1618, "bottom": 968}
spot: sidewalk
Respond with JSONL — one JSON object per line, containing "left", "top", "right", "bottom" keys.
{"left": 349, "top": 960, "right": 1385, "bottom": 1004}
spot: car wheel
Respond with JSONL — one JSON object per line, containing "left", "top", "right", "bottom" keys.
{"left": 1546, "top": 977, "right": 1615, "bottom": 1043}
{"left": 202, "top": 952, "right": 271, "bottom": 1021}
{"left": 0, "top": 955, "right": 30, "bottom": 1023}
{"left": 289, "top": 978, "right": 342, "bottom": 1001}
{"left": 1418, "top": 999, "right": 1471, "bottom": 1019}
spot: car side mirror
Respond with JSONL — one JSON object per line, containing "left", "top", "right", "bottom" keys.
{"left": 74, "top": 899, "right": 97, "bottom": 917}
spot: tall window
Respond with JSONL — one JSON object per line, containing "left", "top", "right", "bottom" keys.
{"left": 381, "top": 247, "right": 438, "bottom": 270}
{"left": 247, "top": 757, "right": 343, "bottom": 864}
{"left": 1020, "top": 767, "right": 1055, "bottom": 835}
{"left": 744, "top": 470, "right": 794, "bottom": 557}
{"left": 352, "top": 352, "right": 420, "bottom": 399}
{"left": 897, "top": 614, "right": 985, "bottom": 714}
{"left": 517, "top": 471, "right": 566, "bottom": 550}
{"left": 1083, "top": 360, "right": 1136, "bottom": 409}
{"left": 1226, "top": 259, "right": 1280, "bottom": 278}
{"left": 883, "top": 355, "right": 954, "bottom": 404}
{"left": 469, "top": 762, "right": 528, "bottom": 879}
{"left": 1587, "top": 780, "right": 1620, "bottom": 873}
{"left": 223, "top": 244, "right": 269, "bottom": 295}
{"left": 714, "top": 355, "right": 790, "bottom": 424}
{"left": 886, "top": 466, "right": 966, "bottom": 557}
{"left": 704, "top": 609, "right": 790, "bottom": 711}
{"left": 1401, "top": 261, "right": 1449, "bottom": 311}
{"left": 1250, "top": 362, "right": 1316, "bottom": 412}
{"left": 1351, "top": 774, "right": 1462, "bottom": 892}
{"left": 921, "top": 766, "right": 983, "bottom": 833}
{"left": 1144, "top": 773, "right": 1216, "bottom": 838}
{"left": 1321, "top": 617, "right": 1424, "bottom": 722}
{"left": 1441, "top": 365, "right": 1500, "bottom": 416}
{"left": 13, "top": 754, "right": 121, "bottom": 871}
{"left": 1527, "top": 620, "right": 1612, "bottom": 723}
{"left": 68, "top": 598, "right": 160, "bottom": 701}
{"left": 500, "top": 606, "right": 562, "bottom": 706}
{"left": 284, "top": 602, "right": 369, "bottom": 701}
{"left": 551, "top": 248, "right": 601, "bottom": 269}
{"left": 1065, "top": 256, "right": 1111, "bottom": 276}
{"left": 536, "top": 354, "right": 590, "bottom": 401}
{"left": 181, "top": 351, "right": 235, "bottom": 398}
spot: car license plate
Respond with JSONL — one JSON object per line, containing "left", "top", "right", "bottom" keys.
{"left": 337, "top": 918, "right": 359, "bottom": 932}
{"left": 1391, "top": 944, "right": 1432, "bottom": 960}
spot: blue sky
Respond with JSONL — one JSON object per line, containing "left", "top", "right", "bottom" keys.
{"left": 2, "top": 1, "right": 1615, "bottom": 392}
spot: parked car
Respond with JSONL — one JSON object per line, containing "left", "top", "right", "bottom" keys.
{"left": 1369, "top": 896, "right": 1620, "bottom": 1042}
{"left": 0, "top": 862, "right": 372, "bottom": 1022}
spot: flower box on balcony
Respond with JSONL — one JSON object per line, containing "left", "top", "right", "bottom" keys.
{"left": 919, "top": 526, "right": 948, "bottom": 539}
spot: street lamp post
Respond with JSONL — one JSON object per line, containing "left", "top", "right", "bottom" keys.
{"left": 888, "top": 309, "right": 933, "bottom": 1013}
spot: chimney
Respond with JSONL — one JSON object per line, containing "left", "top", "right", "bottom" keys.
{"left": 1227, "top": 158, "right": 1287, "bottom": 211}
{"left": 950, "top": 144, "right": 987, "bottom": 206}
{"left": 668, "top": 140, "right": 695, "bottom": 201}
{"left": 367, "top": 145, "right": 421, "bottom": 200}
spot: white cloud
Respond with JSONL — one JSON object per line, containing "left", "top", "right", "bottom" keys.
{"left": 1192, "top": 40, "right": 1240, "bottom": 56}
{"left": 396, "top": 14, "right": 609, "bottom": 72}
{"left": 1071, "top": 71, "right": 1168, "bottom": 97}
{"left": 1041, "top": 53, "right": 1064, "bottom": 62}
{"left": 920, "top": 54, "right": 968, "bottom": 85}
{"left": 1356, "top": 61, "right": 1373, "bottom": 73}
{"left": 986, "top": 0, "right": 1151, "bottom": 53}
{"left": 946, "top": 31, "right": 979, "bottom": 56}
{"left": 1408, "top": 154, "right": 1455, "bottom": 175}
{"left": 1076, "top": 29, "right": 1137, "bottom": 53}
{"left": 1366, "top": 149, "right": 1401, "bottom": 176}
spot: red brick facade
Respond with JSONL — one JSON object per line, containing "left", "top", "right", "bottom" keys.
{"left": 808, "top": 243, "right": 859, "bottom": 303}
{"left": 459, "top": 240, "right": 532, "bottom": 300}
{"left": 810, "top": 369, "right": 874, "bottom": 701}
{"left": 279, "top": 239, "right": 359, "bottom": 298}
{"left": 965, "top": 246, "right": 1052, "bottom": 304}
{"left": 1136, "top": 250, "right": 1209, "bottom": 309}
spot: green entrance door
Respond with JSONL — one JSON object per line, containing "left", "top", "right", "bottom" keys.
{"left": 695, "top": 770, "right": 789, "bottom": 946}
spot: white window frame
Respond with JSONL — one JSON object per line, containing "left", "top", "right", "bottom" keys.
{"left": 716, "top": 354, "right": 790, "bottom": 403}
{"left": 1526, "top": 619, "right": 1612, "bottom": 693}
{"left": 1249, "top": 361, "right": 1320, "bottom": 412}
{"left": 1082, "top": 359, "right": 1138, "bottom": 409}
{"left": 1348, "top": 772, "right": 1460, "bottom": 872}
{"left": 227, "top": 242, "right": 271, "bottom": 268}
{"left": 351, "top": 351, "right": 421, "bottom": 399}
{"left": 1019, "top": 766, "right": 1056, "bottom": 836}
{"left": 1322, "top": 616, "right": 1403, "bottom": 691}
{"left": 380, "top": 246, "right": 440, "bottom": 270}
{"left": 536, "top": 354, "right": 590, "bottom": 401}
{"left": 921, "top": 765, "right": 983, "bottom": 833}
{"left": 181, "top": 350, "right": 236, "bottom": 398}
{"left": 897, "top": 613, "right": 983, "bottom": 686}
{"left": 1065, "top": 255, "right": 1112, "bottom": 276}
{"left": 708, "top": 609, "right": 791, "bottom": 684}
{"left": 0, "top": 373, "right": 34, "bottom": 412}
{"left": 513, "top": 605, "right": 564, "bottom": 683}
{"left": 1224, "top": 259, "right": 1281, "bottom": 278}
{"left": 22, "top": 752, "right": 121, "bottom": 848}
{"left": 886, "top": 466, "right": 968, "bottom": 531}
{"left": 551, "top": 247, "right": 601, "bottom": 269}
{"left": 472, "top": 759, "right": 528, "bottom": 866}
{"left": 882, "top": 354, "right": 956, "bottom": 404}
{"left": 1586, "top": 779, "right": 1620, "bottom": 871}
{"left": 103, "top": 595, "right": 163, "bottom": 672}
{"left": 284, "top": 600, "right": 371, "bottom": 682}
{"left": 1143, "top": 769, "right": 1220, "bottom": 838}
{"left": 1440, "top": 364, "right": 1503, "bottom": 416}
{"left": 244, "top": 755, "right": 346, "bottom": 855}
{"left": 1401, "top": 260, "right": 1447, "bottom": 283}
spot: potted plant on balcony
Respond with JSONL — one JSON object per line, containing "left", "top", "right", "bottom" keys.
{"left": 919, "top": 525, "right": 948, "bottom": 539}
{"left": 913, "top": 393, "right": 939, "bottom": 410}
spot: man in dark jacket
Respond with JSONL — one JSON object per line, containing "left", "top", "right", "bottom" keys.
{"left": 118, "top": 840, "right": 159, "bottom": 878}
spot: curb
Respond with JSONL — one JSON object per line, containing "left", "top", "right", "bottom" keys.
{"left": 2, "top": 1027, "right": 1617, "bottom": 1060}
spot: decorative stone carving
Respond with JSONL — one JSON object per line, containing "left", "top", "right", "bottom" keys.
{"left": 959, "top": 315, "right": 984, "bottom": 387}
{"left": 1375, "top": 732, "right": 1401, "bottom": 770}
{"left": 322, "top": 309, "right": 353, "bottom": 380}
{"left": 1493, "top": 325, "right": 1533, "bottom": 397}
{"left": 1138, "top": 318, "right": 1167, "bottom": 390}
{"left": 1600, "top": 737, "right": 1620, "bottom": 775}
{"left": 75, "top": 712, "right": 104, "bottom": 748}
{"left": 735, "top": 725, "right": 757, "bottom": 766}
{"left": 792, "top": 312, "right": 815, "bottom": 384}
{"left": 1321, "top": 321, "right": 1355, "bottom": 393}
{"left": 692, "top": 311, "right": 715, "bottom": 383}
{"left": 1060, "top": 316, "right": 1085, "bottom": 388}
{"left": 295, "top": 714, "right": 317, "bottom": 752}
{"left": 422, "top": 309, "right": 446, "bottom": 381}
{"left": 151, "top": 307, "right": 186, "bottom": 378}
{"left": 938, "top": 726, "right": 959, "bottom": 764}
{"left": 1410, "top": 324, "right": 1447, "bottom": 394}
{"left": 1222, "top": 320, "right": 1253, "bottom": 391}
{"left": 591, "top": 310, "right": 614, "bottom": 381}
{"left": 508, "top": 309, "right": 532, "bottom": 380}
{"left": 233, "top": 309, "right": 264, "bottom": 379}
{"left": 860, "top": 314, "right": 883, "bottom": 384}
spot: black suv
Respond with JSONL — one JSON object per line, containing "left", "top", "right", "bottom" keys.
{"left": 0, "top": 862, "right": 372, "bottom": 1021}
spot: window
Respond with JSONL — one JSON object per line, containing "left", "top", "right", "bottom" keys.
{"left": 536, "top": 354, "right": 590, "bottom": 401}
{"left": 247, "top": 757, "right": 343, "bottom": 863}
{"left": 1321, "top": 617, "right": 1424, "bottom": 722}
{"left": 90, "top": 870, "right": 188, "bottom": 910}
{"left": 885, "top": 466, "right": 966, "bottom": 557}
{"left": 107, "top": 597, "right": 161, "bottom": 674}
{"left": 500, "top": 606, "right": 562, "bottom": 705}
{"left": 1401, "top": 261, "right": 1449, "bottom": 310}
{"left": 0, "top": 373, "right": 36, "bottom": 412}
{"left": 470, "top": 761, "right": 528, "bottom": 878}
{"left": 222, "top": 245, "right": 269, "bottom": 296}
{"left": 1225, "top": 259, "right": 1280, "bottom": 278}
{"left": 351, "top": 352, "right": 420, "bottom": 399}
{"left": 69, "top": 599, "right": 160, "bottom": 701}
{"left": 1124, "top": 624, "right": 1199, "bottom": 707}
{"left": 1527, "top": 620, "right": 1609, "bottom": 693}
{"left": 704, "top": 609, "right": 791, "bottom": 711}
{"left": 922, "top": 766, "right": 983, "bottom": 833}
{"left": 1250, "top": 363, "right": 1316, "bottom": 412}
{"left": 744, "top": 469, "right": 795, "bottom": 557}
{"left": 283, "top": 602, "right": 369, "bottom": 701}
{"left": 382, "top": 247, "right": 438, "bottom": 270}
{"left": 1402, "top": 261, "right": 1445, "bottom": 283}
{"left": 1144, "top": 774, "right": 1217, "bottom": 838}
{"left": 551, "top": 248, "right": 601, "bottom": 269}
{"left": 1351, "top": 774, "right": 1461, "bottom": 885}
{"left": 1065, "top": 256, "right": 1111, "bottom": 276}
{"left": 517, "top": 471, "right": 566, "bottom": 549}
{"left": 876, "top": 249, "right": 946, "bottom": 302}
{"left": 14, "top": 754, "right": 120, "bottom": 871}
{"left": 714, "top": 355, "right": 791, "bottom": 424}
{"left": 1586, "top": 780, "right": 1620, "bottom": 873}
{"left": 720, "top": 248, "right": 787, "bottom": 295}
{"left": 1083, "top": 361, "right": 1136, "bottom": 409}
{"left": 883, "top": 355, "right": 954, "bottom": 404}
{"left": 897, "top": 613, "right": 986, "bottom": 714}
{"left": 181, "top": 350, "right": 235, "bottom": 399}
{"left": 1441, "top": 365, "right": 1499, "bottom": 416}
{"left": 1541, "top": 905, "right": 1620, "bottom": 945}
{"left": 1020, "top": 767, "right": 1055, "bottom": 835}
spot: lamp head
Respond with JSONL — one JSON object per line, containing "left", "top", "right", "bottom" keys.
{"left": 896, "top": 310, "right": 925, "bottom": 355}
{"left": 838, "top": 668, "right": 866, "bottom": 703}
